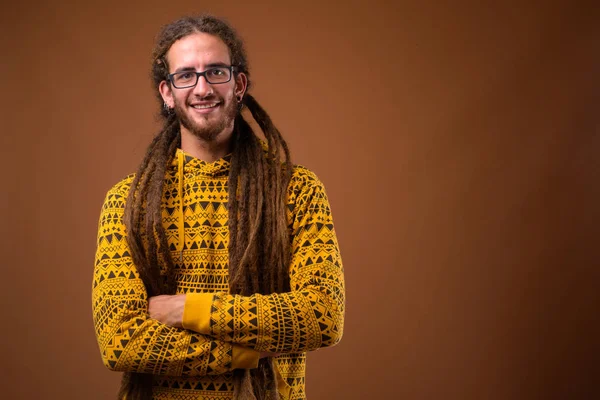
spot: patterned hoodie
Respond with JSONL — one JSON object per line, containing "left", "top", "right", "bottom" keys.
{"left": 92, "top": 148, "right": 345, "bottom": 399}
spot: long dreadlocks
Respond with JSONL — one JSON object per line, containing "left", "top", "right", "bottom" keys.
{"left": 121, "top": 15, "right": 292, "bottom": 400}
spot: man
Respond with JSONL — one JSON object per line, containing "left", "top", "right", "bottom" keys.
{"left": 92, "top": 14, "right": 345, "bottom": 400}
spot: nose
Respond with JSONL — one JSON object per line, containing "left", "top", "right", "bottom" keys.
{"left": 192, "top": 75, "right": 213, "bottom": 97}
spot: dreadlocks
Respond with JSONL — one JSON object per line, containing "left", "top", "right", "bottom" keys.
{"left": 121, "top": 15, "right": 292, "bottom": 400}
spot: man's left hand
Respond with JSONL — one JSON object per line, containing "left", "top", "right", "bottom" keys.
{"left": 148, "top": 294, "right": 186, "bottom": 328}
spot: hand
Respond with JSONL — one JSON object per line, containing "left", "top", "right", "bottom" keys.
{"left": 259, "top": 351, "right": 281, "bottom": 359}
{"left": 148, "top": 294, "right": 186, "bottom": 328}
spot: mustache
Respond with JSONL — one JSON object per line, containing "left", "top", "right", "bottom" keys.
{"left": 187, "top": 93, "right": 224, "bottom": 103}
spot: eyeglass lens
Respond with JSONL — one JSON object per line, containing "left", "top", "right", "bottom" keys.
{"left": 172, "top": 67, "right": 231, "bottom": 87}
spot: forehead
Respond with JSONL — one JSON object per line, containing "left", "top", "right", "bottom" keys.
{"left": 165, "top": 32, "right": 231, "bottom": 71}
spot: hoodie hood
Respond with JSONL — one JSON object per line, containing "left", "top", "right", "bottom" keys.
{"left": 170, "top": 148, "right": 232, "bottom": 178}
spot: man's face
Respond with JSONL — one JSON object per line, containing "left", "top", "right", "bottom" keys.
{"left": 159, "top": 32, "right": 246, "bottom": 142}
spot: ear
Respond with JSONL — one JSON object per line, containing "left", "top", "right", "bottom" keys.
{"left": 234, "top": 72, "right": 248, "bottom": 99}
{"left": 159, "top": 80, "right": 174, "bottom": 108}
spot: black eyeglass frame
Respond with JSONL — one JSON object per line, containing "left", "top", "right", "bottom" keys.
{"left": 168, "top": 66, "right": 237, "bottom": 89}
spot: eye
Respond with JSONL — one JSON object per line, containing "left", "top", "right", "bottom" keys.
{"left": 179, "top": 72, "right": 194, "bottom": 80}
{"left": 208, "top": 68, "right": 225, "bottom": 77}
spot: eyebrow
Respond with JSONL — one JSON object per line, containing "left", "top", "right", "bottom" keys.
{"left": 173, "top": 62, "right": 230, "bottom": 73}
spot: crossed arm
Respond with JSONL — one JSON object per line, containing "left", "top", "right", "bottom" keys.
{"left": 92, "top": 169, "right": 345, "bottom": 376}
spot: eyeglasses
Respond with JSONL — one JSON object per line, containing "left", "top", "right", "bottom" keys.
{"left": 168, "top": 66, "right": 235, "bottom": 88}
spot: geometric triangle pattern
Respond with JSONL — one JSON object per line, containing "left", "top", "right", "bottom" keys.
{"left": 92, "top": 150, "right": 344, "bottom": 400}
{"left": 206, "top": 166, "right": 345, "bottom": 400}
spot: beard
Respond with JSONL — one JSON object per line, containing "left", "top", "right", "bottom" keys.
{"left": 174, "top": 91, "right": 238, "bottom": 142}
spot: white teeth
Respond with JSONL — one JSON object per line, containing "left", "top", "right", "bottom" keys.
{"left": 192, "top": 103, "right": 219, "bottom": 109}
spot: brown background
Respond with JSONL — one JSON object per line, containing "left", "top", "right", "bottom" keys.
{"left": 1, "top": 0, "right": 598, "bottom": 399}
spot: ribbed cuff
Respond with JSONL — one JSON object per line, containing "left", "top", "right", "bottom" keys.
{"left": 182, "top": 293, "right": 214, "bottom": 334}
{"left": 232, "top": 344, "right": 260, "bottom": 370}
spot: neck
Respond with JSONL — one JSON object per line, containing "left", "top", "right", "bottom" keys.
{"left": 179, "top": 125, "right": 234, "bottom": 162}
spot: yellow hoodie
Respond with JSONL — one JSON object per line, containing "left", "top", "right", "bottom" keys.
{"left": 92, "top": 149, "right": 345, "bottom": 399}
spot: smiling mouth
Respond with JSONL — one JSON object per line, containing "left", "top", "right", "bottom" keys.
{"left": 191, "top": 102, "right": 220, "bottom": 109}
